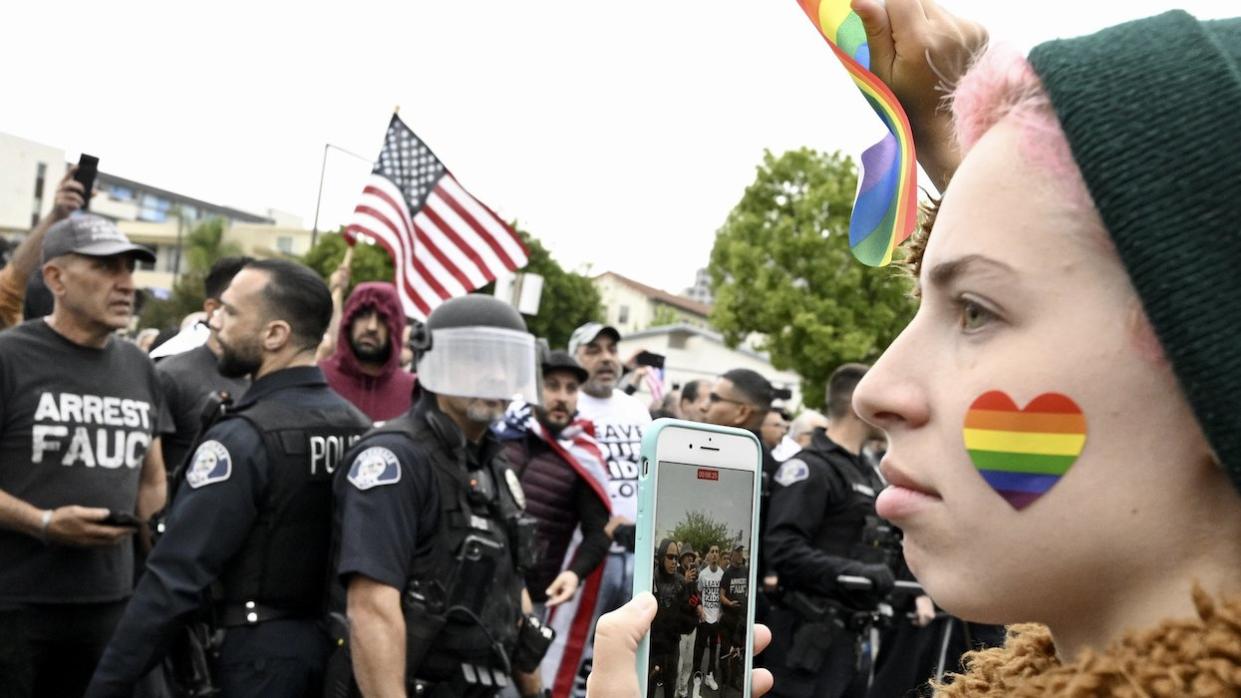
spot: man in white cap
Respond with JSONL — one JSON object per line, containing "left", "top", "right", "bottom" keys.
{"left": 564, "top": 321, "right": 649, "bottom": 695}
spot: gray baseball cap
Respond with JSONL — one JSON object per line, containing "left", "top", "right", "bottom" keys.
{"left": 42, "top": 214, "right": 156, "bottom": 265}
{"left": 567, "top": 322, "right": 620, "bottom": 356}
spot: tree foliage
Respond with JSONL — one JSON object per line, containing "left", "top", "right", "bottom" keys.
{"left": 301, "top": 229, "right": 395, "bottom": 292}
{"left": 668, "top": 510, "right": 734, "bottom": 562}
{"left": 708, "top": 149, "right": 916, "bottom": 410}
{"left": 138, "top": 218, "right": 243, "bottom": 330}
{"left": 303, "top": 226, "right": 600, "bottom": 349}
{"left": 476, "top": 227, "right": 602, "bottom": 349}
{"left": 648, "top": 304, "right": 681, "bottom": 330}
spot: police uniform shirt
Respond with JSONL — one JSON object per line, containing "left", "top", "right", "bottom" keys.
{"left": 764, "top": 431, "right": 881, "bottom": 596}
{"left": 334, "top": 397, "right": 462, "bottom": 591}
{"left": 0, "top": 319, "right": 167, "bottom": 606}
{"left": 157, "top": 342, "right": 249, "bottom": 472}
{"left": 87, "top": 366, "right": 353, "bottom": 696}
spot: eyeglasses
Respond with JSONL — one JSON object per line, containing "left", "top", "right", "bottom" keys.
{"left": 708, "top": 392, "right": 748, "bottom": 407}
{"left": 664, "top": 554, "right": 679, "bottom": 561}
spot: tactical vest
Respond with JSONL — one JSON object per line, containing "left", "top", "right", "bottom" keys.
{"left": 504, "top": 436, "right": 576, "bottom": 600}
{"left": 216, "top": 400, "right": 371, "bottom": 615}
{"left": 799, "top": 441, "right": 888, "bottom": 566}
{"left": 372, "top": 406, "right": 526, "bottom": 677}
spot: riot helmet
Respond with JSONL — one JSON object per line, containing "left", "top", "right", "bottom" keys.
{"left": 413, "top": 295, "right": 540, "bottom": 404}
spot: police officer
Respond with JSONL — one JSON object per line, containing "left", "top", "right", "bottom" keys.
{"left": 763, "top": 363, "right": 894, "bottom": 698}
{"left": 333, "top": 294, "right": 551, "bottom": 698}
{"left": 86, "top": 259, "right": 372, "bottom": 697}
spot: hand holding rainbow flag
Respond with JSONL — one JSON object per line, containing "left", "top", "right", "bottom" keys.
{"left": 796, "top": 0, "right": 918, "bottom": 267}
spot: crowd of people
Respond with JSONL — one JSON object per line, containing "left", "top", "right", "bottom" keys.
{"left": 4, "top": 0, "right": 1241, "bottom": 696}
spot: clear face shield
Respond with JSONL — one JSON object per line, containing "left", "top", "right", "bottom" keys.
{"left": 416, "top": 326, "right": 542, "bottom": 405}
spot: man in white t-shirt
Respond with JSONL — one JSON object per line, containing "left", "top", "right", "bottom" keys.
{"left": 560, "top": 321, "right": 651, "bottom": 696}
{"left": 692, "top": 545, "right": 725, "bottom": 691}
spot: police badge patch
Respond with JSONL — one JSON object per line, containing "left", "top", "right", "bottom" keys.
{"left": 186, "top": 441, "right": 232, "bottom": 489}
{"left": 774, "top": 458, "right": 810, "bottom": 487}
{"left": 504, "top": 469, "right": 526, "bottom": 509}
{"left": 347, "top": 447, "right": 401, "bottom": 490}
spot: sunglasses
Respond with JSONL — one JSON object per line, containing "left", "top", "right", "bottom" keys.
{"left": 664, "top": 554, "right": 679, "bottom": 561}
{"left": 708, "top": 392, "right": 748, "bottom": 407}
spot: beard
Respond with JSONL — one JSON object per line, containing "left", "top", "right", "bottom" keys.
{"left": 535, "top": 405, "right": 572, "bottom": 436}
{"left": 350, "top": 336, "right": 391, "bottom": 364}
{"left": 217, "top": 337, "right": 262, "bottom": 378}
{"left": 464, "top": 399, "right": 507, "bottom": 426}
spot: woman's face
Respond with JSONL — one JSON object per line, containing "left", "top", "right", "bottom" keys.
{"left": 853, "top": 118, "right": 1214, "bottom": 626}
{"left": 662, "top": 543, "right": 680, "bottom": 575}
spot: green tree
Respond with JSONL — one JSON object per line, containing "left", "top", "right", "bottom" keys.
{"left": 668, "top": 510, "right": 732, "bottom": 563}
{"left": 648, "top": 304, "right": 681, "bottom": 329}
{"left": 303, "top": 226, "right": 599, "bottom": 348}
{"left": 139, "top": 218, "right": 243, "bottom": 330}
{"left": 708, "top": 148, "right": 916, "bottom": 410}
{"left": 301, "top": 229, "right": 395, "bottom": 292}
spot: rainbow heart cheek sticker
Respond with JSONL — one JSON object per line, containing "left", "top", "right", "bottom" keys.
{"left": 963, "top": 391, "right": 1087, "bottom": 510}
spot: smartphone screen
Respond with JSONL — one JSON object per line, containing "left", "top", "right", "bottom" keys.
{"left": 648, "top": 459, "right": 755, "bottom": 696}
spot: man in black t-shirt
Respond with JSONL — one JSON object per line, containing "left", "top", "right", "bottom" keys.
{"left": 156, "top": 255, "right": 252, "bottom": 471}
{"left": 0, "top": 215, "right": 168, "bottom": 697}
{"left": 719, "top": 546, "right": 751, "bottom": 690}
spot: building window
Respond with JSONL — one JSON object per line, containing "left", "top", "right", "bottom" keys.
{"left": 138, "top": 208, "right": 168, "bottom": 222}
{"left": 276, "top": 236, "right": 294, "bottom": 254}
{"left": 618, "top": 305, "right": 630, "bottom": 325}
{"left": 140, "top": 193, "right": 170, "bottom": 210}
{"left": 33, "top": 163, "right": 47, "bottom": 199}
{"left": 108, "top": 185, "right": 134, "bottom": 201}
{"left": 31, "top": 163, "right": 48, "bottom": 224}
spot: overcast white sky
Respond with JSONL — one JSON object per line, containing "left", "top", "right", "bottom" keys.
{"left": 3, "top": 1, "right": 1233, "bottom": 291}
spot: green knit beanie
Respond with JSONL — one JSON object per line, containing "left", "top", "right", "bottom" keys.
{"left": 1028, "top": 11, "right": 1241, "bottom": 493}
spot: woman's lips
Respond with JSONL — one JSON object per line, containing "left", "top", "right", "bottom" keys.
{"left": 877, "top": 459, "right": 941, "bottom": 520}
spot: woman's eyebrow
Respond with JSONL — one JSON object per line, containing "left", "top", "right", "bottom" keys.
{"left": 926, "top": 254, "right": 1016, "bottom": 289}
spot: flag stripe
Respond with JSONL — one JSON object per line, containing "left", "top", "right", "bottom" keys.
{"left": 437, "top": 176, "right": 523, "bottom": 270}
{"left": 962, "top": 429, "right": 1086, "bottom": 456}
{"left": 419, "top": 201, "right": 497, "bottom": 284}
{"left": 346, "top": 115, "right": 528, "bottom": 318}
{"left": 424, "top": 192, "right": 508, "bottom": 282}
{"left": 964, "top": 409, "right": 1087, "bottom": 434}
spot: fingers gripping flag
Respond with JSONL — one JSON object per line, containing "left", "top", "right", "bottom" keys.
{"left": 796, "top": 0, "right": 919, "bottom": 267}
{"left": 346, "top": 114, "right": 529, "bottom": 319}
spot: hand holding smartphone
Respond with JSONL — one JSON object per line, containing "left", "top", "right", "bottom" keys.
{"left": 100, "top": 510, "right": 143, "bottom": 528}
{"left": 633, "top": 419, "right": 762, "bottom": 697}
{"left": 73, "top": 154, "right": 99, "bottom": 211}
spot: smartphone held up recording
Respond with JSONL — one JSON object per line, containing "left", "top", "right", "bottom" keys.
{"left": 74, "top": 154, "right": 99, "bottom": 211}
{"left": 634, "top": 419, "right": 762, "bottom": 697}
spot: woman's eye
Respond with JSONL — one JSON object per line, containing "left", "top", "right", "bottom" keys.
{"left": 959, "top": 299, "right": 994, "bottom": 332}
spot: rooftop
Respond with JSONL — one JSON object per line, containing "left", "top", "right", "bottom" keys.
{"left": 595, "top": 271, "right": 712, "bottom": 317}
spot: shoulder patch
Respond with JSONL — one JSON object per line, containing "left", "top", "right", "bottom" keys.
{"left": 774, "top": 458, "right": 810, "bottom": 487}
{"left": 504, "top": 468, "right": 526, "bottom": 509}
{"left": 348, "top": 447, "right": 402, "bottom": 490}
{"left": 186, "top": 440, "right": 232, "bottom": 489}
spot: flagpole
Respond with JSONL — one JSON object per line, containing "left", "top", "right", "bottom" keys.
{"left": 311, "top": 143, "right": 379, "bottom": 249}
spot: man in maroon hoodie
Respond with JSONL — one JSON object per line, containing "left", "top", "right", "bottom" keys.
{"left": 319, "top": 282, "right": 416, "bottom": 422}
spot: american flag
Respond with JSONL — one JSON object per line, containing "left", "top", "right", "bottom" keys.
{"left": 345, "top": 114, "right": 528, "bottom": 319}
{"left": 645, "top": 366, "right": 666, "bottom": 404}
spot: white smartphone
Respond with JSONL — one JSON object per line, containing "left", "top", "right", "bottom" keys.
{"left": 635, "top": 419, "right": 763, "bottom": 698}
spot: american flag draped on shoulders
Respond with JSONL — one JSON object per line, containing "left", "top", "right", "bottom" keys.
{"left": 346, "top": 113, "right": 529, "bottom": 319}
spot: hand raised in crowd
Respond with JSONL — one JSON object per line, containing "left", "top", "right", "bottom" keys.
{"left": 850, "top": 0, "right": 988, "bottom": 189}
{"left": 585, "top": 592, "right": 774, "bottom": 698}
{"left": 328, "top": 261, "right": 352, "bottom": 295}
{"left": 44, "top": 506, "right": 135, "bottom": 547}
{"left": 913, "top": 594, "right": 937, "bottom": 628}
{"left": 51, "top": 166, "right": 88, "bottom": 222}
{"left": 604, "top": 515, "right": 632, "bottom": 539}
{"left": 545, "top": 570, "right": 580, "bottom": 607}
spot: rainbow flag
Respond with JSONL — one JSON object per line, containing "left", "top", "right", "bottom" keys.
{"left": 963, "top": 391, "right": 1086, "bottom": 510}
{"left": 796, "top": 0, "right": 919, "bottom": 266}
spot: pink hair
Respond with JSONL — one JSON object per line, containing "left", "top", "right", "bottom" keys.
{"left": 950, "top": 44, "right": 1094, "bottom": 213}
{"left": 949, "top": 44, "right": 1163, "bottom": 361}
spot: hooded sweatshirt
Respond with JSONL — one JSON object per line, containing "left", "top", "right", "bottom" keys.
{"left": 319, "top": 282, "right": 415, "bottom": 422}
